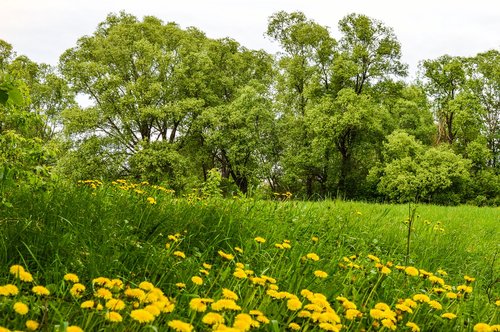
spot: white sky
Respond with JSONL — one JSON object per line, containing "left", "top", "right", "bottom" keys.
{"left": 1, "top": 0, "right": 499, "bottom": 79}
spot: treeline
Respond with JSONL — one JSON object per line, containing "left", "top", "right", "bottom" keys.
{"left": 1, "top": 11, "right": 499, "bottom": 205}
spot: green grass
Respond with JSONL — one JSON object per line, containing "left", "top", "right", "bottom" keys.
{"left": 0, "top": 181, "right": 498, "bottom": 331}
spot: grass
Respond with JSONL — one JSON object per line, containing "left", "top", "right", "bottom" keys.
{"left": 0, "top": 180, "right": 498, "bottom": 331}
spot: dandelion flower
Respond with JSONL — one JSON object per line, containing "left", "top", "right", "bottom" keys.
{"left": 405, "top": 266, "right": 419, "bottom": 277}
{"left": 380, "top": 266, "right": 391, "bottom": 275}
{"left": 211, "top": 299, "right": 241, "bottom": 311}
{"left": 19, "top": 271, "right": 34, "bottom": 282}
{"left": 176, "top": 282, "right": 186, "bottom": 289}
{"left": 457, "top": 285, "right": 473, "bottom": 293}
{"left": 81, "top": 300, "right": 94, "bottom": 309}
{"left": 367, "top": 254, "right": 380, "bottom": 262}
{"left": 413, "top": 294, "right": 430, "bottom": 303}
{"left": 191, "top": 276, "right": 203, "bottom": 285}
{"left": 26, "top": 320, "right": 39, "bottom": 331}
{"left": 146, "top": 197, "right": 156, "bottom": 204}
{"left": 446, "top": 292, "right": 458, "bottom": 299}
{"left": 345, "top": 309, "right": 362, "bottom": 320}
{"left": 287, "top": 298, "right": 303, "bottom": 311}
{"left": 314, "top": 270, "right": 328, "bottom": 278}
{"left": 105, "top": 311, "right": 123, "bottom": 322}
{"left": 496, "top": 300, "right": 500, "bottom": 307}
{"left": 406, "top": 322, "right": 420, "bottom": 332}
{"left": 64, "top": 273, "right": 79, "bottom": 283}
{"left": 138, "top": 281, "right": 155, "bottom": 291}
{"left": 473, "top": 323, "right": 491, "bottom": 332}
{"left": 382, "top": 319, "right": 397, "bottom": 330}
{"left": 306, "top": 253, "right": 320, "bottom": 261}
{"left": 222, "top": 288, "right": 239, "bottom": 300}
{"left": 370, "top": 309, "right": 385, "bottom": 320}
{"left": 94, "top": 288, "right": 112, "bottom": 299}
{"left": 289, "top": 323, "right": 301, "bottom": 330}
{"left": 202, "top": 312, "right": 225, "bottom": 325}
{"left": 218, "top": 250, "right": 234, "bottom": 260}
{"left": 32, "top": 286, "right": 50, "bottom": 296}
{"left": 189, "top": 298, "right": 208, "bottom": 312}
{"left": 254, "top": 237, "right": 266, "bottom": 243}
{"left": 66, "top": 326, "right": 83, "bottom": 332}
{"left": 13, "top": 302, "right": 29, "bottom": 315}
{"left": 106, "top": 299, "right": 126, "bottom": 311}
{"left": 234, "top": 247, "right": 244, "bottom": 253}
{"left": 441, "top": 313, "right": 457, "bottom": 319}
{"left": 70, "top": 283, "right": 85, "bottom": 298}
{"left": 464, "top": 275, "right": 475, "bottom": 283}
{"left": 168, "top": 320, "right": 194, "bottom": 332}
{"left": 130, "top": 309, "right": 155, "bottom": 323}
{"left": 9, "top": 265, "right": 25, "bottom": 275}
{"left": 0, "top": 284, "right": 19, "bottom": 296}
{"left": 203, "top": 263, "right": 212, "bottom": 269}
{"left": 145, "top": 304, "right": 161, "bottom": 317}
{"left": 174, "top": 251, "right": 186, "bottom": 259}
{"left": 233, "top": 269, "right": 247, "bottom": 279}
{"left": 428, "top": 300, "right": 442, "bottom": 310}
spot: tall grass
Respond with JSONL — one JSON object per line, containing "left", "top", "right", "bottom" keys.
{"left": 0, "top": 181, "right": 498, "bottom": 331}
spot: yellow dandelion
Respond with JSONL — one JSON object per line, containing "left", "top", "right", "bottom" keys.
{"left": 203, "top": 263, "right": 212, "bottom": 270}
{"left": 144, "top": 304, "right": 161, "bottom": 317}
{"left": 473, "top": 323, "right": 491, "bottom": 332}
{"left": 176, "top": 282, "right": 186, "bottom": 289}
{"left": 289, "top": 322, "right": 301, "bottom": 330}
{"left": 94, "top": 287, "right": 112, "bottom": 299}
{"left": 19, "top": 271, "right": 34, "bottom": 282}
{"left": 218, "top": 250, "right": 234, "bottom": 260}
{"left": 130, "top": 309, "right": 155, "bottom": 323}
{"left": 9, "top": 265, "right": 25, "bottom": 275}
{"left": 200, "top": 269, "right": 210, "bottom": 275}
{"left": 81, "top": 300, "right": 94, "bottom": 309}
{"left": 106, "top": 299, "right": 126, "bottom": 311}
{"left": 70, "top": 283, "right": 85, "bottom": 298}
{"left": 428, "top": 300, "right": 442, "bottom": 310}
{"left": 174, "top": 251, "right": 186, "bottom": 259}
{"left": 312, "top": 236, "right": 319, "bottom": 242}
{"left": 306, "top": 253, "right": 320, "bottom": 261}
{"left": 0, "top": 284, "right": 19, "bottom": 296}
{"left": 234, "top": 247, "right": 244, "bottom": 253}
{"left": 457, "top": 285, "right": 473, "bottom": 293}
{"left": 345, "top": 309, "right": 362, "bottom": 320}
{"left": 189, "top": 298, "right": 208, "bottom": 312}
{"left": 314, "top": 270, "right": 328, "bottom": 278}
{"left": 382, "top": 318, "right": 397, "bottom": 330}
{"left": 405, "top": 266, "right": 419, "bottom": 277}
{"left": 367, "top": 254, "right": 380, "bottom": 262}
{"left": 446, "top": 292, "right": 458, "bottom": 299}
{"left": 13, "top": 302, "right": 29, "bottom": 315}
{"left": 66, "top": 326, "right": 83, "bottom": 332}
{"left": 495, "top": 300, "right": 500, "bottom": 307}
{"left": 233, "top": 269, "right": 247, "bottom": 279}
{"left": 146, "top": 197, "right": 157, "bottom": 204}
{"left": 222, "top": 288, "right": 239, "bottom": 300}
{"left": 287, "top": 298, "right": 302, "bottom": 311}
{"left": 138, "top": 281, "right": 155, "bottom": 291}
{"left": 254, "top": 237, "right": 266, "bottom": 243}
{"left": 464, "top": 275, "right": 476, "bottom": 283}
{"left": 64, "top": 273, "right": 79, "bottom": 283}
{"left": 256, "top": 315, "right": 270, "bottom": 324}
{"left": 25, "top": 320, "right": 39, "bottom": 331}
{"left": 413, "top": 294, "right": 430, "bottom": 303}
{"left": 191, "top": 276, "right": 203, "bottom": 285}
{"left": 202, "top": 312, "right": 225, "bottom": 325}
{"left": 105, "top": 311, "right": 123, "bottom": 322}
{"left": 211, "top": 299, "right": 241, "bottom": 311}
{"left": 168, "top": 320, "right": 194, "bottom": 332}
{"left": 441, "top": 313, "right": 457, "bottom": 320}
{"left": 406, "top": 322, "right": 420, "bottom": 332}
{"left": 32, "top": 286, "right": 50, "bottom": 296}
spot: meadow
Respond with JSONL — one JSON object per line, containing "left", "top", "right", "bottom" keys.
{"left": 0, "top": 180, "right": 498, "bottom": 331}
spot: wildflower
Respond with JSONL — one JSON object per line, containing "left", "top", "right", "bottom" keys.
{"left": 218, "top": 250, "right": 234, "bottom": 260}
{"left": 146, "top": 197, "right": 156, "bottom": 204}
{"left": 233, "top": 313, "right": 253, "bottom": 330}
{"left": 106, "top": 298, "right": 126, "bottom": 311}
{"left": 464, "top": 275, "right": 476, "bottom": 283}
{"left": 9, "top": 265, "right": 25, "bottom": 275}
{"left": 370, "top": 309, "right": 385, "bottom": 320}
{"left": 96, "top": 303, "right": 104, "bottom": 310}
{"left": 0, "top": 284, "right": 18, "bottom": 296}
{"left": 176, "top": 282, "right": 186, "bottom": 289}
{"left": 69, "top": 283, "right": 85, "bottom": 298}
{"left": 405, "top": 266, "right": 419, "bottom": 277}
{"left": 374, "top": 302, "right": 391, "bottom": 311}
{"left": 473, "top": 323, "right": 491, "bottom": 332}
{"left": 145, "top": 304, "right": 161, "bottom": 316}
{"left": 342, "top": 300, "right": 357, "bottom": 310}
{"left": 457, "top": 285, "right": 473, "bottom": 293}
{"left": 298, "top": 310, "right": 311, "bottom": 318}
{"left": 314, "top": 270, "right": 328, "bottom": 278}
{"left": 345, "top": 309, "right": 362, "bottom": 320}
{"left": 406, "top": 322, "right": 420, "bottom": 332}
{"left": 234, "top": 247, "right": 244, "bottom": 253}
{"left": 318, "top": 322, "right": 342, "bottom": 331}
{"left": 496, "top": 300, "right": 500, "bottom": 307}
{"left": 256, "top": 315, "right": 270, "bottom": 324}
{"left": 282, "top": 242, "right": 291, "bottom": 249}
{"left": 211, "top": 299, "right": 241, "bottom": 311}
{"left": 168, "top": 320, "right": 194, "bottom": 332}
{"left": 312, "top": 236, "right": 319, "bottom": 242}
{"left": 395, "top": 303, "right": 413, "bottom": 314}
{"left": 413, "top": 294, "right": 430, "bottom": 303}
{"left": 306, "top": 253, "right": 320, "bottom": 261}
{"left": 139, "top": 281, "right": 155, "bottom": 291}
{"left": 191, "top": 276, "right": 203, "bottom": 285}
{"left": 289, "top": 322, "right": 301, "bottom": 330}
{"left": 81, "top": 300, "right": 94, "bottom": 309}
{"left": 287, "top": 298, "right": 302, "bottom": 311}
{"left": 367, "top": 254, "right": 380, "bottom": 262}
{"left": 437, "top": 269, "right": 448, "bottom": 276}
{"left": 446, "top": 292, "right": 458, "bottom": 299}
{"left": 222, "top": 288, "right": 239, "bottom": 300}
{"left": 190, "top": 298, "right": 209, "bottom": 312}
{"left": 202, "top": 312, "right": 225, "bottom": 325}
{"left": 124, "top": 288, "right": 146, "bottom": 301}
{"left": 233, "top": 269, "right": 247, "bottom": 279}
{"left": 13, "top": 302, "right": 29, "bottom": 315}
{"left": 32, "top": 285, "right": 50, "bottom": 296}
{"left": 254, "top": 237, "right": 266, "bottom": 243}
{"left": 19, "top": 271, "right": 34, "bottom": 282}
{"left": 64, "top": 273, "right": 79, "bottom": 283}
{"left": 94, "top": 287, "right": 112, "bottom": 299}
{"left": 174, "top": 251, "right": 186, "bottom": 259}
{"left": 428, "top": 300, "right": 442, "bottom": 310}
{"left": 275, "top": 243, "right": 284, "bottom": 249}
{"left": 66, "top": 326, "right": 83, "bottom": 332}
{"left": 105, "top": 311, "right": 123, "bottom": 322}
{"left": 441, "top": 313, "right": 457, "bottom": 319}
{"left": 168, "top": 234, "right": 179, "bottom": 241}
{"left": 130, "top": 309, "right": 155, "bottom": 323}
{"left": 429, "top": 275, "right": 445, "bottom": 285}
{"left": 382, "top": 318, "right": 397, "bottom": 330}
{"left": 26, "top": 320, "right": 39, "bottom": 331}
{"left": 203, "top": 263, "right": 212, "bottom": 270}
{"left": 200, "top": 269, "right": 210, "bottom": 275}
{"left": 380, "top": 266, "right": 391, "bottom": 275}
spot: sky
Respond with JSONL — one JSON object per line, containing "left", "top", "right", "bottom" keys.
{"left": 1, "top": 0, "right": 499, "bottom": 79}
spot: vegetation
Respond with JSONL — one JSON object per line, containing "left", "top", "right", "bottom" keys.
{"left": 0, "top": 8, "right": 499, "bottom": 332}
{"left": 0, "top": 181, "right": 498, "bottom": 331}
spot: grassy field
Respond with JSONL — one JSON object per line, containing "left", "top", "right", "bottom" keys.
{"left": 0, "top": 180, "right": 498, "bottom": 331}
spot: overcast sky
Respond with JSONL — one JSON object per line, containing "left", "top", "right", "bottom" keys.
{"left": 1, "top": 0, "right": 499, "bottom": 79}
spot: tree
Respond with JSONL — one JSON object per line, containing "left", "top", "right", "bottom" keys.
{"left": 336, "top": 13, "right": 407, "bottom": 95}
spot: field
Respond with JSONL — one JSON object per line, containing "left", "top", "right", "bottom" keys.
{"left": 0, "top": 180, "right": 498, "bottom": 331}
